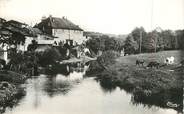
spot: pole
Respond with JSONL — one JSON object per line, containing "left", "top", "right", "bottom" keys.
{"left": 155, "top": 33, "right": 157, "bottom": 52}
{"left": 139, "top": 31, "right": 142, "bottom": 53}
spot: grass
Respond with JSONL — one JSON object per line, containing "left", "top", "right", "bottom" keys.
{"left": 90, "top": 50, "right": 183, "bottom": 112}
{"left": 0, "top": 70, "right": 27, "bottom": 84}
{"left": 93, "top": 50, "right": 183, "bottom": 109}
{"left": 108, "top": 50, "right": 183, "bottom": 90}
{"left": 116, "top": 50, "right": 183, "bottom": 66}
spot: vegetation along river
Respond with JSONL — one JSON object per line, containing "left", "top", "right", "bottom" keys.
{"left": 2, "top": 62, "right": 181, "bottom": 114}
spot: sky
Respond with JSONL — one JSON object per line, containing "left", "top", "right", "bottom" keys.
{"left": 0, "top": 0, "right": 183, "bottom": 34}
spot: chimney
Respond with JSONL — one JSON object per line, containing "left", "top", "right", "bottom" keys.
{"left": 63, "top": 16, "right": 67, "bottom": 20}
{"left": 41, "top": 16, "right": 47, "bottom": 21}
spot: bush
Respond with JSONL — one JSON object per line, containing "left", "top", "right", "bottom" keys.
{"left": 97, "top": 50, "right": 119, "bottom": 67}
{"left": 36, "top": 46, "right": 61, "bottom": 66}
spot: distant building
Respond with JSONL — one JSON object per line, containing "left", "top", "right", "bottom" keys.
{"left": 1, "top": 20, "right": 35, "bottom": 52}
{"left": 0, "top": 45, "right": 8, "bottom": 63}
{"left": 35, "top": 16, "right": 85, "bottom": 45}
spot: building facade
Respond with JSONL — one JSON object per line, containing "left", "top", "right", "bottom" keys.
{"left": 35, "top": 16, "right": 86, "bottom": 45}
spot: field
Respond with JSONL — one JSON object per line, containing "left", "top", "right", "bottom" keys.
{"left": 116, "top": 50, "right": 183, "bottom": 66}
{"left": 106, "top": 50, "right": 184, "bottom": 91}
{"left": 93, "top": 50, "right": 183, "bottom": 111}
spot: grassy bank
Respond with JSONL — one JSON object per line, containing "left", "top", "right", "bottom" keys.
{"left": 0, "top": 70, "right": 27, "bottom": 84}
{"left": 88, "top": 50, "right": 183, "bottom": 111}
{"left": 0, "top": 70, "right": 26, "bottom": 112}
{"left": 98, "top": 50, "right": 183, "bottom": 91}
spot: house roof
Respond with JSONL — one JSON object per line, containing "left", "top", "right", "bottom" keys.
{"left": 6, "top": 20, "right": 27, "bottom": 27}
{"left": 0, "top": 28, "right": 12, "bottom": 36}
{"left": 0, "top": 18, "right": 6, "bottom": 23}
{"left": 36, "top": 16, "right": 83, "bottom": 31}
{"left": 26, "top": 27, "right": 43, "bottom": 37}
{"left": 0, "top": 19, "right": 38, "bottom": 37}
{"left": 2, "top": 24, "right": 29, "bottom": 36}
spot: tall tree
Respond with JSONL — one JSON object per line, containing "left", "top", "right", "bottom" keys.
{"left": 142, "top": 32, "right": 156, "bottom": 52}
{"left": 131, "top": 27, "right": 147, "bottom": 53}
{"left": 124, "top": 35, "right": 139, "bottom": 54}
{"left": 161, "top": 30, "right": 175, "bottom": 50}
{"left": 175, "top": 30, "right": 184, "bottom": 50}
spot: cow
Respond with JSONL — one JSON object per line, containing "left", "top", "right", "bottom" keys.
{"left": 136, "top": 60, "right": 145, "bottom": 66}
{"left": 147, "top": 61, "right": 160, "bottom": 69}
{"left": 165, "top": 56, "right": 175, "bottom": 65}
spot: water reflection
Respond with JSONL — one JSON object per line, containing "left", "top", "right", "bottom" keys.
{"left": 95, "top": 77, "right": 117, "bottom": 93}
{"left": 87, "top": 61, "right": 183, "bottom": 113}
{"left": 44, "top": 74, "right": 78, "bottom": 97}
{"left": 44, "top": 62, "right": 90, "bottom": 97}
{"left": 94, "top": 74, "right": 183, "bottom": 113}
{"left": 45, "top": 62, "right": 90, "bottom": 76}
{"left": 130, "top": 89, "right": 183, "bottom": 113}
{"left": 2, "top": 61, "right": 182, "bottom": 114}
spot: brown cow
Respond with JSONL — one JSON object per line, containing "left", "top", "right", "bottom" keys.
{"left": 147, "top": 61, "right": 160, "bottom": 69}
{"left": 136, "top": 60, "right": 145, "bottom": 66}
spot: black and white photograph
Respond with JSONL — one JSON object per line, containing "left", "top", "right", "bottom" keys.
{"left": 0, "top": 0, "right": 184, "bottom": 114}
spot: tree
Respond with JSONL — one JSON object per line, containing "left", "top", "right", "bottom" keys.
{"left": 124, "top": 35, "right": 139, "bottom": 54}
{"left": 161, "top": 30, "right": 175, "bottom": 50}
{"left": 86, "top": 36, "right": 105, "bottom": 54}
{"left": 175, "top": 30, "right": 184, "bottom": 50}
{"left": 131, "top": 27, "right": 147, "bottom": 53}
{"left": 142, "top": 32, "right": 156, "bottom": 52}
{"left": 104, "top": 37, "right": 117, "bottom": 51}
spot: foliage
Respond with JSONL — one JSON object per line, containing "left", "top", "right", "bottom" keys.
{"left": 142, "top": 32, "right": 156, "bottom": 52}
{"left": 124, "top": 27, "right": 184, "bottom": 54}
{"left": 124, "top": 35, "right": 139, "bottom": 54}
{"left": 86, "top": 36, "right": 105, "bottom": 54}
{"left": 36, "top": 46, "right": 61, "bottom": 66}
{"left": 86, "top": 35, "right": 124, "bottom": 55}
{"left": 131, "top": 27, "right": 147, "bottom": 44}
{"left": 0, "top": 32, "right": 26, "bottom": 49}
{"left": 175, "top": 30, "right": 184, "bottom": 50}
{"left": 97, "top": 50, "right": 119, "bottom": 67}
{"left": 27, "top": 40, "right": 38, "bottom": 51}
{"left": 0, "top": 70, "right": 27, "bottom": 83}
{"left": 104, "top": 36, "right": 124, "bottom": 51}
{"left": 7, "top": 51, "right": 38, "bottom": 75}
{"left": 161, "top": 30, "right": 176, "bottom": 50}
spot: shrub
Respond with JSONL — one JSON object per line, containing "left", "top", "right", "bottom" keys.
{"left": 36, "top": 46, "right": 61, "bottom": 66}
{"left": 97, "top": 50, "right": 119, "bottom": 67}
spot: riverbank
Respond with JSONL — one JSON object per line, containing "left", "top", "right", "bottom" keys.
{"left": 101, "top": 50, "right": 183, "bottom": 92}
{"left": 114, "top": 50, "right": 183, "bottom": 91}
{"left": 59, "top": 56, "right": 96, "bottom": 64}
{"left": 89, "top": 50, "right": 183, "bottom": 111}
{"left": 0, "top": 70, "right": 27, "bottom": 112}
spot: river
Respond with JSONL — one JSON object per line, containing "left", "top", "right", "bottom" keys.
{"left": 2, "top": 62, "right": 180, "bottom": 114}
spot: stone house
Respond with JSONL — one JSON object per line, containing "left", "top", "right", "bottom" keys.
{"left": 35, "top": 16, "right": 86, "bottom": 45}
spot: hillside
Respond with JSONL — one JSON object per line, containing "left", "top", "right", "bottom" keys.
{"left": 84, "top": 31, "right": 127, "bottom": 40}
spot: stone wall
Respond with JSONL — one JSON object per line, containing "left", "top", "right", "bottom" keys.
{"left": 52, "top": 29, "right": 85, "bottom": 44}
